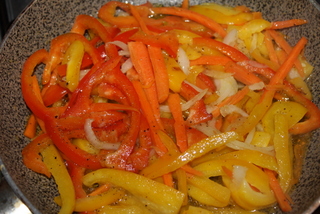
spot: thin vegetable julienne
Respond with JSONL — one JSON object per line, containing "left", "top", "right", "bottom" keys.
{"left": 20, "top": 1, "right": 320, "bottom": 213}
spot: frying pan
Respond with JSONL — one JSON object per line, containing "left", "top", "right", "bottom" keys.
{"left": 0, "top": 0, "right": 320, "bottom": 213}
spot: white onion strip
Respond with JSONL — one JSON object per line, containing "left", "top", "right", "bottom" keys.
{"left": 160, "top": 89, "right": 208, "bottom": 113}
{"left": 121, "top": 58, "right": 133, "bottom": 73}
{"left": 177, "top": 47, "right": 190, "bottom": 75}
{"left": 84, "top": 119, "right": 120, "bottom": 150}
{"left": 226, "top": 140, "right": 275, "bottom": 156}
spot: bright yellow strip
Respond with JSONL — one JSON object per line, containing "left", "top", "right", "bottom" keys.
{"left": 41, "top": 144, "right": 75, "bottom": 214}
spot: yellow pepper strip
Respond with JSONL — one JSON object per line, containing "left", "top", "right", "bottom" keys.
{"left": 74, "top": 187, "right": 125, "bottom": 212}
{"left": 238, "top": 19, "right": 271, "bottom": 41}
{"left": 175, "top": 168, "right": 188, "bottom": 206}
{"left": 190, "top": 6, "right": 253, "bottom": 25}
{"left": 41, "top": 144, "right": 75, "bottom": 214}
{"left": 165, "top": 56, "right": 187, "bottom": 92}
{"left": 187, "top": 184, "right": 227, "bottom": 207}
{"left": 262, "top": 101, "right": 307, "bottom": 137}
{"left": 214, "top": 150, "right": 278, "bottom": 171}
{"left": 273, "top": 114, "right": 292, "bottom": 192}
{"left": 97, "top": 194, "right": 153, "bottom": 214}
{"left": 63, "top": 40, "right": 85, "bottom": 92}
{"left": 187, "top": 175, "right": 230, "bottom": 206}
{"left": 222, "top": 168, "right": 276, "bottom": 210}
{"left": 183, "top": 205, "right": 266, "bottom": 214}
{"left": 140, "top": 131, "right": 238, "bottom": 179}
{"left": 251, "top": 48, "right": 280, "bottom": 71}
{"left": 194, "top": 159, "right": 272, "bottom": 194}
{"left": 82, "top": 168, "right": 185, "bottom": 214}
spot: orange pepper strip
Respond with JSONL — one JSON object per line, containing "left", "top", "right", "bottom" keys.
{"left": 168, "top": 93, "right": 188, "bottom": 153}
{"left": 71, "top": 14, "right": 112, "bottom": 43}
{"left": 23, "top": 114, "right": 37, "bottom": 139}
{"left": 269, "top": 19, "right": 307, "bottom": 30}
{"left": 22, "top": 133, "right": 52, "bottom": 177}
{"left": 42, "top": 33, "right": 102, "bottom": 84}
{"left": 151, "top": 7, "right": 227, "bottom": 38}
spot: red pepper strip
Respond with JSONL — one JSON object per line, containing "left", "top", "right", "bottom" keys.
{"left": 81, "top": 45, "right": 107, "bottom": 70}
{"left": 179, "top": 82, "right": 199, "bottom": 100}
{"left": 42, "top": 33, "right": 103, "bottom": 85}
{"left": 98, "top": 1, "right": 150, "bottom": 28}
{"left": 63, "top": 56, "right": 122, "bottom": 117}
{"left": 151, "top": 7, "right": 226, "bottom": 38}
{"left": 146, "top": 16, "right": 215, "bottom": 38}
{"left": 44, "top": 118, "right": 103, "bottom": 170}
{"left": 193, "top": 37, "right": 249, "bottom": 62}
{"left": 55, "top": 110, "right": 127, "bottom": 131}
{"left": 21, "top": 133, "right": 52, "bottom": 177}
{"left": 126, "top": 115, "right": 153, "bottom": 172}
{"left": 71, "top": 14, "right": 112, "bottom": 43}
{"left": 97, "top": 83, "right": 129, "bottom": 105}
{"left": 196, "top": 72, "right": 216, "bottom": 92}
{"left": 225, "top": 61, "right": 262, "bottom": 85}
{"left": 186, "top": 99, "right": 213, "bottom": 126}
{"left": 21, "top": 49, "right": 58, "bottom": 120}
{"left": 130, "top": 30, "right": 179, "bottom": 58}
{"left": 112, "top": 28, "right": 139, "bottom": 43}
{"left": 42, "top": 84, "right": 68, "bottom": 106}
{"left": 66, "top": 160, "right": 87, "bottom": 199}
{"left": 103, "top": 67, "right": 141, "bottom": 169}
{"left": 190, "top": 55, "right": 233, "bottom": 66}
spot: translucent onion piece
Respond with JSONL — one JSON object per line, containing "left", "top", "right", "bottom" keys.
{"left": 223, "top": 29, "right": 238, "bottom": 46}
{"left": 226, "top": 140, "right": 275, "bottom": 156}
{"left": 249, "top": 81, "right": 265, "bottom": 91}
{"left": 121, "top": 58, "right": 133, "bottom": 73}
{"left": 177, "top": 47, "right": 190, "bottom": 75}
{"left": 220, "top": 104, "right": 249, "bottom": 117}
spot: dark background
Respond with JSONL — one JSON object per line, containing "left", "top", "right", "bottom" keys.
{"left": 1, "top": 0, "right": 320, "bottom": 213}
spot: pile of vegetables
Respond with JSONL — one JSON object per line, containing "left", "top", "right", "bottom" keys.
{"left": 21, "top": 0, "right": 320, "bottom": 213}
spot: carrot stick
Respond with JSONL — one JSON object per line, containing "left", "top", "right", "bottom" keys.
{"left": 268, "top": 30, "right": 304, "bottom": 77}
{"left": 129, "top": 4, "right": 152, "bottom": 35}
{"left": 264, "top": 169, "right": 292, "bottom": 212}
{"left": 270, "top": 37, "right": 307, "bottom": 85}
{"left": 168, "top": 93, "right": 188, "bottom": 153}
{"left": 225, "top": 62, "right": 263, "bottom": 85}
{"left": 128, "top": 41, "right": 163, "bottom": 129}
{"left": 181, "top": 165, "right": 203, "bottom": 176}
{"left": 88, "top": 184, "right": 111, "bottom": 197}
{"left": 151, "top": 7, "right": 226, "bottom": 38}
{"left": 132, "top": 81, "right": 167, "bottom": 155}
{"left": 148, "top": 46, "right": 169, "bottom": 103}
{"left": 163, "top": 173, "right": 174, "bottom": 187}
{"left": 264, "top": 30, "right": 280, "bottom": 66}
{"left": 190, "top": 55, "right": 232, "bottom": 66}
{"left": 212, "top": 86, "right": 250, "bottom": 118}
{"left": 24, "top": 114, "right": 38, "bottom": 139}
{"left": 270, "top": 19, "right": 307, "bottom": 30}
{"left": 182, "top": 0, "right": 189, "bottom": 9}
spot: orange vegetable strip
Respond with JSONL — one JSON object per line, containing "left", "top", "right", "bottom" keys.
{"left": 181, "top": 165, "right": 203, "bottom": 176}
{"left": 128, "top": 41, "right": 163, "bottom": 129}
{"left": 182, "top": 0, "right": 189, "bottom": 9}
{"left": 88, "top": 184, "right": 111, "bottom": 197}
{"left": 163, "top": 173, "right": 174, "bottom": 188}
{"left": 270, "top": 19, "right": 307, "bottom": 30}
{"left": 268, "top": 30, "right": 304, "bottom": 77}
{"left": 132, "top": 81, "right": 167, "bottom": 155}
{"left": 129, "top": 4, "right": 152, "bottom": 35}
{"left": 24, "top": 114, "right": 38, "bottom": 139}
{"left": 264, "top": 169, "right": 292, "bottom": 212}
{"left": 251, "top": 49, "right": 280, "bottom": 71}
{"left": 168, "top": 93, "right": 188, "bottom": 153}
{"left": 148, "top": 46, "right": 170, "bottom": 103}
{"left": 264, "top": 30, "right": 280, "bottom": 66}
{"left": 225, "top": 62, "right": 263, "bottom": 85}
{"left": 190, "top": 55, "right": 233, "bottom": 66}
{"left": 270, "top": 37, "right": 307, "bottom": 85}
{"left": 151, "top": 7, "right": 226, "bottom": 37}
{"left": 283, "top": 82, "right": 320, "bottom": 135}
{"left": 211, "top": 86, "right": 250, "bottom": 118}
